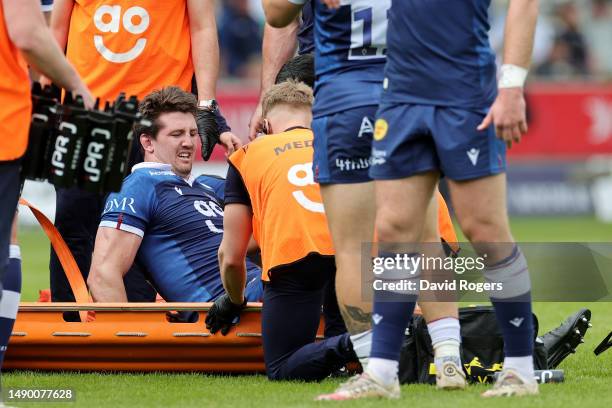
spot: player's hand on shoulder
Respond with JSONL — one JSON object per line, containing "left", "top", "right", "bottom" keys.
{"left": 205, "top": 293, "right": 247, "bottom": 336}
{"left": 220, "top": 131, "right": 243, "bottom": 157}
{"left": 477, "top": 87, "right": 527, "bottom": 148}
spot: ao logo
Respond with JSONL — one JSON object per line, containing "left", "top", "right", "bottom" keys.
{"left": 93, "top": 5, "right": 150, "bottom": 63}
{"left": 287, "top": 163, "right": 324, "bottom": 213}
{"left": 194, "top": 200, "right": 224, "bottom": 234}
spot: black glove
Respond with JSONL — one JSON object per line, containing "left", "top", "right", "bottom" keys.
{"left": 196, "top": 109, "right": 221, "bottom": 161}
{"left": 205, "top": 293, "right": 246, "bottom": 335}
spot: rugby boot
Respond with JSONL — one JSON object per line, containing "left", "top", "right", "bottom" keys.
{"left": 540, "top": 308, "right": 591, "bottom": 368}
{"left": 481, "top": 368, "right": 539, "bottom": 397}
{"left": 315, "top": 372, "right": 400, "bottom": 401}
{"left": 436, "top": 357, "right": 467, "bottom": 390}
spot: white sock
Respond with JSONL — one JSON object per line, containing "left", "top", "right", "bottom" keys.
{"left": 428, "top": 317, "right": 461, "bottom": 357}
{"left": 9, "top": 245, "right": 20, "bottom": 260}
{"left": 504, "top": 356, "right": 535, "bottom": 382}
{"left": 433, "top": 340, "right": 461, "bottom": 359}
{"left": 366, "top": 358, "right": 398, "bottom": 387}
{"left": 428, "top": 317, "right": 461, "bottom": 374}
{"left": 350, "top": 330, "right": 372, "bottom": 368}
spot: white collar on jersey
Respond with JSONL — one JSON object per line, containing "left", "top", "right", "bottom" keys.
{"left": 131, "top": 162, "right": 196, "bottom": 186}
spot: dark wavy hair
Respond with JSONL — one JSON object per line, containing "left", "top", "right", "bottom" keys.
{"left": 133, "top": 86, "right": 197, "bottom": 140}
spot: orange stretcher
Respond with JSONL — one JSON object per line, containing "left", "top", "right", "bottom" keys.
{"left": 5, "top": 302, "right": 283, "bottom": 372}
{"left": 4, "top": 199, "right": 305, "bottom": 372}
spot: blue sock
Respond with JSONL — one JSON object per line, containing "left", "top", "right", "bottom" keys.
{"left": 487, "top": 247, "right": 534, "bottom": 357}
{"left": 0, "top": 247, "right": 22, "bottom": 368}
{"left": 491, "top": 293, "right": 534, "bottom": 357}
{"left": 370, "top": 252, "right": 418, "bottom": 361}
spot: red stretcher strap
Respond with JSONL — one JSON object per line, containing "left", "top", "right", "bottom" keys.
{"left": 19, "top": 198, "right": 92, "bottom": 322}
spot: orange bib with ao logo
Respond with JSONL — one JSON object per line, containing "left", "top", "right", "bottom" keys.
{"left": 66, "top": 0, "right": 193, "bottom": 104}
{"left": 229, "top": 129, "right": 334, "bottom": 280}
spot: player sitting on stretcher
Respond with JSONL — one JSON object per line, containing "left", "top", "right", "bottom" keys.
{"left": 87, "top": 87, "right": 262, "bottom": 309}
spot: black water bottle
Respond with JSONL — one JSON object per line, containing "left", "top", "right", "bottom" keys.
{"left": 49, "top": 93, "right": 89, "bottom": 188}
{"left": 79, "top": 107, "right": 115, "bottom": 193}
{"left": 22, "top": 82, "right": 60, "bottom": 181}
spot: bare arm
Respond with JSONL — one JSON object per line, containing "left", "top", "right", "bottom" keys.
{"left": 2, "top": 0, "right": 93, "bottom": 107}
{"left": 478, "top": 0, "right": 538, "bottom": 146}
{"left": 88, "top": 227, "right": 142, "bottom": 302}
{"left": 260, "top": 22, "right": 299, "bottom": 99}
{"left": 218, "top": 204, "right": 253, "bottom": 305}
{"left": 188, "top": 0, "right": 242, "bottom": 155}
{"left": 502, "top": 0, "right": 538, "bottom": 69}
{"left": 187, "top": 0, "right": 219, "bottom": 101}
{"left": 248, "top": 21, "right": 298, "bottom": 140}
{"left": 49, "top": 0, "right": 74, "bottom": 52}
{"left": 262, "top": 0, "right": 303, "bottom": 28}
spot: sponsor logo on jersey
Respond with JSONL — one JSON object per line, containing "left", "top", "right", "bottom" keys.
{"left": 371, "top": 148, "right": 387, "bottom": 165}
{"left": 273, "top": 139, "right": 313, "bottom": 156}
{"left": 194, "top": 200, "right": 224, "bottom": 217}
{"left": 287, "top": 162, "right": 324, "bottom": 213}
{"left": 374, "top": 119, "right": 388, "bottom": 141}
{"left": 358, "top": 117, "right": 374, "bottom": 138}
{"left": 335, "top": 158, "right": 371, "bottom": 172}
{"left": 104, "top": 197, "right": 136, "bottom": 214}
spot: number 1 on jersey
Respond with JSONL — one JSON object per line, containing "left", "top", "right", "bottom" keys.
{"left": 348, "top": 0, "right": 391, "bottom": 60}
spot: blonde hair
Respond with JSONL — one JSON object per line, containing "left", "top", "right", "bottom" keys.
{"left": 261, "top": 80, "right": 313, "bottom": 117}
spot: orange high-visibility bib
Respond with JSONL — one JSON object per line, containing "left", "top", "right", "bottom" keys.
{"left": 229, "top": 129, "right": 335, "bottom": 281}
{"left": 437, "top": 193, "right": 459, "bottom": 252}
{"left": 0, "top": 4, "right": 32, "bottom": 161}
{"left": 66, "top": 0, "right": 193, "bottom": 104}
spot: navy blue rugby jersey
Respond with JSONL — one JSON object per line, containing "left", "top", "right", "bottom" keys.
{"left": 382, "top": 0, "right": 497, "bottom": 111}
{"left": 298, "top": 0, "right": 314, "bottom": 54}
{"left": 100, "top": 162, "right": 260, "bottom": 302}
{"left": 313, "top": 0, "right": 391, "bottom": 117}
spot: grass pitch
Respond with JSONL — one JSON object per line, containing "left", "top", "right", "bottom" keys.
{"left": 3, "top": 217, "right": 612, "bottom": 407}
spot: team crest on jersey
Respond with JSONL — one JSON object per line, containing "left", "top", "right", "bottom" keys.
{"left": 374, "top": 119, "right": 388, "bottom": 141}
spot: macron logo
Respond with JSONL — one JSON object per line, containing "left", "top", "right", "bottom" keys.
{"left": 509, "top": 317, "right": 524, "bottom": 328}
{"left": 175, "top": 186, "right": 183, "bottom": 196}
{"left": 372, "top": 314, "right": 383, "bottom": 325}
{"left": 467, "top": 148, "right": 480, "bottom": 166}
